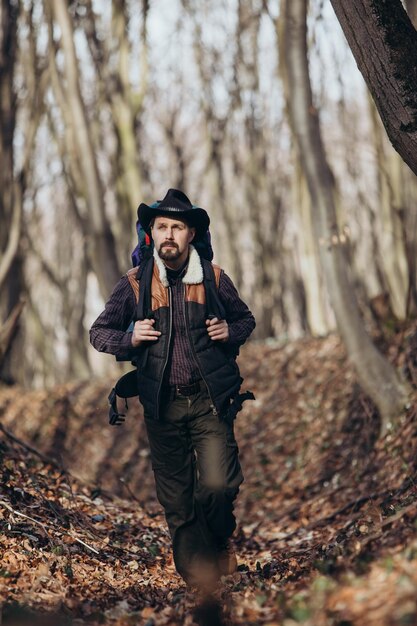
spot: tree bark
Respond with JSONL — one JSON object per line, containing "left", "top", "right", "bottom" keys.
{"left": 235, "top": 0, "right": 279, "bottom": 338}
{"left": 276, "top": 9, "right": 332, "bottom": 337}
{"left": 0, "top": 300, "right": 25, "bottom": 372}
{"left": 368, "top": 96, "right": 409, "bottom": 320}
{"left": 110, "top": 0, "right": 144, "bottom": 226}
{"left": 283, "top": 0, "right": 410, "bottom": 434}
{"left": 329, "top": 0, "right": 417, "bottom": 177}
{"left": 182, "top": 2, "right": 243, "bottom": 288}
{"left": 292, "top": 160, "right": 332, "bottom": 335}
{"left": 81, "top": 0, "right": 148, "bottom": 266}
{"left": 0, "top": 0, "right": 25, "bottom": 384}
{"left": 47, "top": 0, "right": 122, "bottom": 297}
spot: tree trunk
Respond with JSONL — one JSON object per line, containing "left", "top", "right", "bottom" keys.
{"left": 368, "top": 96, "right": 409, "bottom": 320}
{"left": 292, "top": 160, "right": 333, "bottom": 336}
{"left": 283, "top": 0, "right": 410, "bottom": 434}
{"left": 0, "top": 300, "right": 25, "bottom": 375}
{"left": 48, "top": 0, "right": 122, "bottom": 297}
{"left": 182, "top": 4, "right": 243, "bottom": 288}
{"left": 82, "top": 0, "right": 149, "bottom": 265}
{"left": 235, "top": 0, "right": 279, "bottom": 338}
{"left": 329, "top": 0, "right": 417, "bottom": 177}
{"left": 110, "top": 0, "right": 144, "bottom": 236}
{"left": 0, "top": 0, "right": 25, "bottom": 385}
{"left": 276, "top": 10, "right": 332, "bottom": 337}
{"left": 405, "top": 0, "right": 417, "bottom": 28}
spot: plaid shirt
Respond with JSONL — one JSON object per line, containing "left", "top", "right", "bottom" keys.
{"left": 89, "top": 261, "right": 256, "bottom": 385}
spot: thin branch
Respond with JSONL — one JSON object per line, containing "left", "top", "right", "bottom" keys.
{"left": 0, "top": 422, "right": 62, "bottom": 468}
{"left": 0, "top": 498, "right": 100, "bottom": 554}
{"left": 0, "top": 299, "right": 25, "bottom": 366}
{"left": 0, "top": 184, "right": 22, "bottom": 290}
{"left": 0, "top": 498, "right": 50, "bottom": 539}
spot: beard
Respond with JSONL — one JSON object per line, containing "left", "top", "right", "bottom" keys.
{"left": 159, "top": 243, "right": 180, "bottom": 261}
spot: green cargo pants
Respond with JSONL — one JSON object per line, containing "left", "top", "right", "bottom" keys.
{"left": 143, "top": 384, "right": 244, "bottom": 584}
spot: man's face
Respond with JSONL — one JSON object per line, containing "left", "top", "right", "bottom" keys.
{"left": 151, "top": 215, "right": 195, "bottom": 264}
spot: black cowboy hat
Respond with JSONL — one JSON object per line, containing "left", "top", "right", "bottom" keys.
{"left": 137, "top": 188, "right": 210, "bottom": 239}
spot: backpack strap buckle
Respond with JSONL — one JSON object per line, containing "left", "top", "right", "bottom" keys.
{"left": 222, "top": 390, "right": 255, "bottom": 425}
{"left": 108, "top": 388, "right": 127, "bottom": 426}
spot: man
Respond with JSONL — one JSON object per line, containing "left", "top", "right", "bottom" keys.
{"left": 89, "top": 188, "right": 256, "bottom": 589}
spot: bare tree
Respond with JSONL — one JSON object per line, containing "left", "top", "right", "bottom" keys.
{"left": 81, "top": 0, "right": 149, "bottom": 244}
{"left": 0, "top": 0, "right": 23, "bottom": 380}
{"left": 368, "top": 96, "right": 409, "bottom": 320}
{"left": 283, "top": 0, "right": 410, "bottom": 434}
{"left": 275, "top": 7, "right": 332, "bottom": 336}
{"left": 329, "top": 0, "right": 417, "bottom": 177}
{"left": 9, "top": 0, "right": 417, "bottom": 386}
{"left": 328, "top": 0, "right": 417, "bottom": 318}
{"left": 45, "top": 0, "right": 122, "bottom": 296}
{"left": 43, "top": 0, "right": 151, "bottom": 296}
{"left": 181, "top": 1, "right": 243, "bottom": 287}
{"left": 182, "top": 0, "right": 295, "bottom": 338}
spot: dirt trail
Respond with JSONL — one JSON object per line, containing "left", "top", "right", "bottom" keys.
{"left": 2, "top": 328, "right": 417, "bottom": 625}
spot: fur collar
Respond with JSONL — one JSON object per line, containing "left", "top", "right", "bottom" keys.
{"left": 153, "top": 244, "right": 204, "bottom": 287}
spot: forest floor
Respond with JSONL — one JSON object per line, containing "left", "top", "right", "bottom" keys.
{"left": 2, "top": 323, "right": 417, "bottom": 625}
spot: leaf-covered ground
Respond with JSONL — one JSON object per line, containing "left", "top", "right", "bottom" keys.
{"left": 2, "top": 325, "right": 417, "bottom": 625}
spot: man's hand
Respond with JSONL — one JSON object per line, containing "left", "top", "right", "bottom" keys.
{"left": 206, "top": 317, "right": 229, "bottom": 342}
{"left": 131, "top": 319, "right": 161, "bottom": 347}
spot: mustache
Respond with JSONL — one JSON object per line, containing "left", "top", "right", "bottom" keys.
{"left": 161, "top": 242, "right": 178, "bottom": 249}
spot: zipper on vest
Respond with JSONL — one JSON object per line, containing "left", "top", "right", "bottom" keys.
{"left": 156, "top": 286, "right": 173, "bottom": 419}
{"left": 183, "top": 289, "right": 218, "bottom": 416}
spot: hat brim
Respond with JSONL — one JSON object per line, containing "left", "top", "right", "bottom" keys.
{"left": 137, "top": 203, "right": 210, "bottom": 239}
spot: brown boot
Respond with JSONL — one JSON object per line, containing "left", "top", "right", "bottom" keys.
{"left": 216, "top": 539, "right": 238, "bottom": 576}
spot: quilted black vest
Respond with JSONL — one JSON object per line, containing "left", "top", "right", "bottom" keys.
{"left": 126, "top": 254, "right": 242, "bottom": 420}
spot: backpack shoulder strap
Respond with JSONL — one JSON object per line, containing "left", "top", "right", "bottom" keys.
{"left": 201, "top": 258, "right": 226, "bottom": 320}
{"left": 202, "top": 260, "right": 241, "bottom": 358}
{"left": 136, "top": 257, "right": 154, "bottom": 321}
{"left": 125, "top": 258, "right": 155, "bottom": 320}
{"left": 109, "top": 259, "right": 155, "bottom": 424}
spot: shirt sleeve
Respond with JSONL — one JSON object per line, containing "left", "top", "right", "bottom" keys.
{"left": 218, "top": 270, "right": 256, "bottom": 346}
{"left": 89, "top": 275, "right": 138, "bottom": 361}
